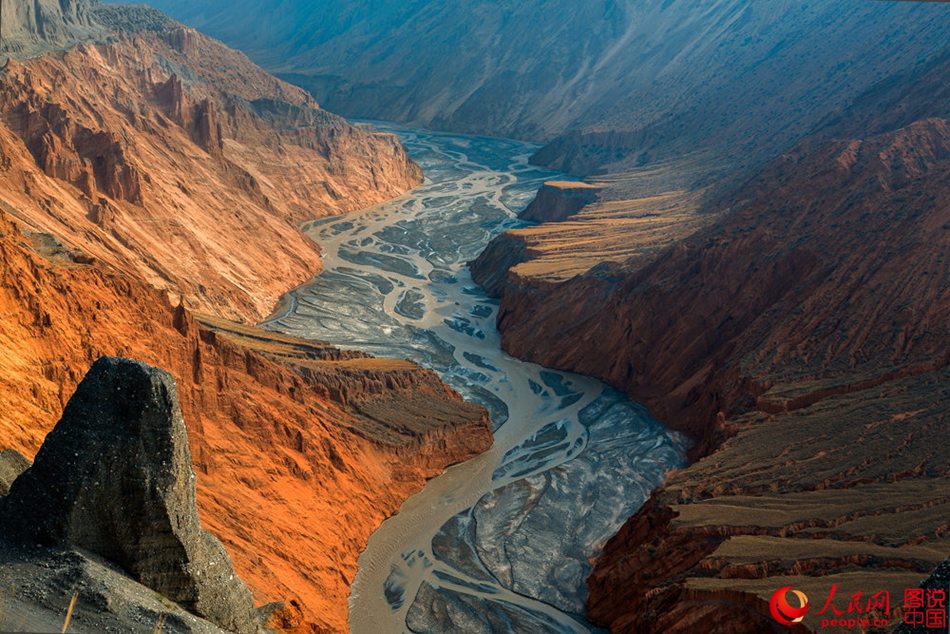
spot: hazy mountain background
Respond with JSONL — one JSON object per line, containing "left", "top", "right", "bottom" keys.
{"left": 136, "top": 0, "right": 948, "bottom": 175}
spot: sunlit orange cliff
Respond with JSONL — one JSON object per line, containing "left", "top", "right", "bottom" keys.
{"left": 0, "top": 5, "right": 490, "bottom": 632}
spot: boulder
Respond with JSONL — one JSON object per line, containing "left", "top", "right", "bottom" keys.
{"left": 0, "top": 357, "right": 259, "bottom": 633}
{"left": 0, "top": 449, "right": 30, "bottom": 496}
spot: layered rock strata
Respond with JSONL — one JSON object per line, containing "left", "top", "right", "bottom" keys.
{"left": 0, "top": 15, "right": 421, "bottom": 322}
{"left": 472, "top": 51, "right": 950, "bottom": 631}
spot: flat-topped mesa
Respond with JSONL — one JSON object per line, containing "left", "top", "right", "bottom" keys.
{"left": 0, "top": 357, "right": 260, "bottom": 634}
{"left": 470, "top": 181, "right": 604, "bottom": 296}
{"left": 519, "top": 181, "right": 602, "bottom": 223}
{"left": 469, "top": 232, "right": 531, "bottom": 298}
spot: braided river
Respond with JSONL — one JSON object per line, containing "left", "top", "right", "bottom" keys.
{"left": 264, "top": 125, "right": 685, "bottom": 633}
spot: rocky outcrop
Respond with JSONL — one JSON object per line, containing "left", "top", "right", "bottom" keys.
{"left": 469, "top": 232, "right": 530, "bottom": 297}
{"left": 16, "top": 103, "right": 145, "bottom": 204}
{"left": 1, "top": 357, "right": 259, "bottom": 633}
{"left": 0, "top": 449, "right": 29, "bottom": 496}
{"left": 519, "top": 181, "right": 602, "bottom": 223}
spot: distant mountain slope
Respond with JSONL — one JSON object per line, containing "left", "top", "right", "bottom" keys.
{"left": 0, "top": 0, "right": 102, "bottom": 56}
{"left": 141, "top": 0, "right": 948, "bottom": 175}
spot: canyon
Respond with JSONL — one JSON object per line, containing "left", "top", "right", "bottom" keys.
{"left": 0, "top": 4, "right": 490, "bottom": 633}
{"left": 262, "top": 127, "right": 686, "bottom": 632}
{"left": 2, "top": 4, "right": 421, "bottom": 321}
{"left": 470, "top": 42, "right": 950, "bottom": 632}
{"left": 2, "top": 1, "right": 948, "bottom": 633}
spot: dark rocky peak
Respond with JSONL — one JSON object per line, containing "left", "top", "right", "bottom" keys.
{"left": 0, "top": 356, "right": 261, "bottom": 633}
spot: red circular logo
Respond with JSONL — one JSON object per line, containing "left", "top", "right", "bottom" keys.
{"left": 770, "top": 586, "right": 809, "bottom": 626}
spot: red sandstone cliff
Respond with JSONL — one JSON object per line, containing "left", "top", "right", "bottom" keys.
{"left": 498, "top": 116, "right": 949, "bottom": 434}
{"left": 0, "top": 10, "right": 485, "bottom": 633}
{"left": 0, "top": 209, "right": 491, "bottom": 632}
{"left": 473, "top": 50, "right": 950, "bottom": 632}
{"left": 0, "top": 23, "right": 421, "bottom": 322}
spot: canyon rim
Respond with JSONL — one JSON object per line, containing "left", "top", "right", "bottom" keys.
{"left": 2, "top": 1, "right": 949, "bottom": 634}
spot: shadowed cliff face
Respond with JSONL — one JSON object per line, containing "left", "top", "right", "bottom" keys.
{"left": 484, "top": 51, "right": 950, "bottom": 442}
{"left": 145, "top": 0, "right": 949, "bottom": 177}
{"left": 471, "top": 50, "right": 950, "bottom": 631}
{"left": 0, "top": 17, "right": 422, "bottom": 322}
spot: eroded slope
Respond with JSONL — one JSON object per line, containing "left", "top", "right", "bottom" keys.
{"left": 0, "top": 7, "right": 485, "bottom": 632}
{"left": 0, "top": 21, "right": 421, "bottom": 322}
{"left": 473, "top": 51, "right": 950, "bottom": 631}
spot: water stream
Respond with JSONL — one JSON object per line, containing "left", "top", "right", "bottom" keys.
{"left": 264, "top": 125, "right": 686, "bottom": 633}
